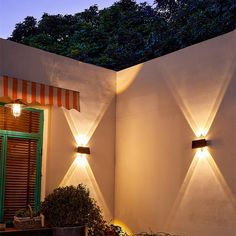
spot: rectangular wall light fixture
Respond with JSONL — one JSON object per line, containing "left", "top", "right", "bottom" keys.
{"left": 77, "top": 146, "right": 91, "bottom": 154}
{"left": 192, "top": 139, "right": 208, "bottom": 149}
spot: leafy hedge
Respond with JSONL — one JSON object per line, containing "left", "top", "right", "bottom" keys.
{"left": 9, "top": 0, "right": 236, "bottom": 71}
{"left": 41, "top": 185, "right": 105, "bottom": 236}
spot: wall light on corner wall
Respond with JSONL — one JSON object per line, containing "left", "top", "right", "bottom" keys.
{"left": 77, "top": 146, "right": 91, "bottom": 155}
{"left": 75, "top": 146, "right": 90, "bottom": 167}
{"left": 192, "top": 138, "right": 209, "bottom": 159}
{"left": 192, "top": 138, "right": 208, "bottom": 149}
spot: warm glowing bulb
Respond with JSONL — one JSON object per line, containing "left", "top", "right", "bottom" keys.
{"left": 75, "top": 155, "right": 88, "bottom": 167}
{"left": 77, "top": 135, "right": 88, "bottom": 146}
{"left": 196, "top": 147, "right": 208, "bottom": 159}
{"left": 12, "top": 104, "right": 22, "bottom": 117}
{"left": 5, "top": 100, "right": 26, "bottom": 118}
{"left": 196, "top": 128, "right": 207, "bottom": 138}
{"left": 112, "top": 220, "right": 133, "bottom": 236}
{"left": 197, "top": 149, "right": 205, "bottom": 159}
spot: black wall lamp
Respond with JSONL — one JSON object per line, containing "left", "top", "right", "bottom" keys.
{"left": 77, "top": 146, "right": 90, "bottom": 154}
{"left": 192, "top": 139, "right": 208, "bottom": 149}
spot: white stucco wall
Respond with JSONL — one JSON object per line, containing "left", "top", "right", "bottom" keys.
{"left": 116, "top": 30, "right": 236, "bottom": 236}
{"left": 0, "top": 39, "right": 116, "bottom": 220}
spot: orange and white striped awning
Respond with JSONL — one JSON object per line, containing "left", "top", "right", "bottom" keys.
{"left": 0, "top": 75, "right": 80, "bottom": 111}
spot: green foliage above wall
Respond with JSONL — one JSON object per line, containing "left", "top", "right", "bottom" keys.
{"left": 9, "top": 0, "right": 236, "bottom": 71}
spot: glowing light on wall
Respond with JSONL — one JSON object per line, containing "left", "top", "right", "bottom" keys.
{"left": 60, "top": 155, "right": 112, "bottom": 220}
{"left": 77, "top": 146, "right": 90, "bottom": 155}
{"left": 62, "top": 102, "right": 113, "bottom": 149}
{"left": 196, "top": 147, "right": 208, "bottom": 159}
{"left": 61, "top": 100, "right": 115, "bottom": 221}
{"left": 77, "top": 135, "right": 89, "bottom": 146}
{"left": 162, "top": 59, "right": 234, "bottom": 137}
{"left": 116, "top": 64, "right": 143, "bottom": 94}
{"left": 112, "top": 219, "right": 133, "bottom": 236}
{"left": 196, "top": 128, "right": 208, "bottom": 138}
{"left": 75, "top": 154, "right": 88, "bottom": 168}
{"left": 158, "top": 57, "right": 235, "bottom": 234}
{"left": 166, "top": 151, "right": 236, "bottom": 234}
{"left": 192, "top": 139, "right": 208, "bottom": 149}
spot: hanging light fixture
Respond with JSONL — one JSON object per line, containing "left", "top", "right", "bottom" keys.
{"left": 5, "top": 99, "right": 27, "bottom": 117}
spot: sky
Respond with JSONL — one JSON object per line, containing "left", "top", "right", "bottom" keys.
{"left": 0, "top": 0, "right": 154, "bottom": 39}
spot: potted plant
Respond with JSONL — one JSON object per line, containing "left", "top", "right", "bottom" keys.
{"left": 0, "top": 221, "right": 6, "bottom": 231}
{"left": 41, "top": 184, "right": 106, "bottom": 236}
{"left": 13, "top": 205, "right": 42, "bottom": 229}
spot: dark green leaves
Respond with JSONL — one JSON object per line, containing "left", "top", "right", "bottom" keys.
{"left": 9, "top": 0, "right": 236, "bottom": 71}
{"left": 41, "top": 184, "right": 105, "bottom": 236}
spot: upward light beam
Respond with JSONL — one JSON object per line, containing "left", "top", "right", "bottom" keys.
{"left": 60, "top": 104, "right": 115, "bottom": 220}
{"left": 162, "top": 51, "right": 236, "bottom": 234}
{"left": 162, "top": 51, "right": 234, "bottom": 137}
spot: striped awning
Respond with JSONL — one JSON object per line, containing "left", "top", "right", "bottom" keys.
{"left": 0, "top": 75, "right": 80, "bottom": 111}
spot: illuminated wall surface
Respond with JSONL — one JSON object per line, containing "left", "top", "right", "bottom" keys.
{"left": 0, "top": 30, "right": 236, "bottom": 235}
{"left": 116, "top": 30, "right": 236, "bottom": 236}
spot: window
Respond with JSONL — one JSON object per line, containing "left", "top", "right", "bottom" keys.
{"left": 0, "top": 105, "right": 43, "bottom": 222}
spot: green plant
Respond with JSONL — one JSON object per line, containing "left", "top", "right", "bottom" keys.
{"left": 15, "top": 206, "right": 39, "bottom": 217}
{"left": 104, "top": 224, "right": 128, "bottom": 236}
{"left": 41, "top": 184, "right": 106, "bottom": 236}
{"left": 9, "top": 0, "right": 236, "bottom": 71}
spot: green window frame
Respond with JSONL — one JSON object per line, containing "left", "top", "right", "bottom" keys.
{"left": 0, "top": 106, "right": 44, "bottom": 222}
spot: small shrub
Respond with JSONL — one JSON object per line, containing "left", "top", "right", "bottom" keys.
{"left": 15, "top": 206, "right": 39, "bottom": 217}
{"left": 41, "top": 184, "right": 106, "bottom": 236}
